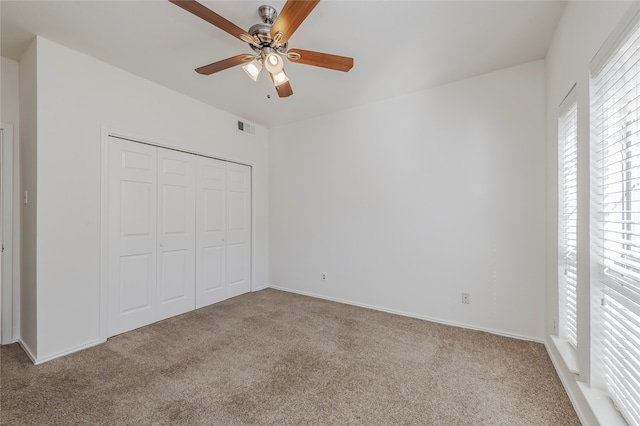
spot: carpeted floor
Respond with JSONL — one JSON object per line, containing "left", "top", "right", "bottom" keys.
{"left": 1, "top": 288, "right": 579, "bottom": 425}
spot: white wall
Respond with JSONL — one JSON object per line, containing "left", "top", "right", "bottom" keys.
{"left": 269, "top": 61, "right": 546, "bottom": 341}
{"left": 28, "top": 37, "right": 269, "bottom": 362}
{"left": 19, "top": 40, "right": 38, "bottom": 357}
{"left": 1, "top": 56, "right": 22, "bottom": 342}
{"left": 544, "top": 1, "right": 633, "bottom": 424}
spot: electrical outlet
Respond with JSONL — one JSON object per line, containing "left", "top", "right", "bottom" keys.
{"left": 553, "top": 319, "right": 558, "bottom": 333}
{"left": 321, "top": 273, "right": 327, "bottom": 282}
{"left": 462, "top": 293, "right": 470, "bottom": 304}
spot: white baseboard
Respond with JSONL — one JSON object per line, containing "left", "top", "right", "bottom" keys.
{"left": 16, "top": 339, "right": 37, "bottom": 364}
{"left": 252, "top": 284, "right": 270, "bottom": 292}
{"left": 268, "top": 285, "right": 544, "bottom": 343}
{"left": 33, "top": 338, "right": 104, "bottom": 365}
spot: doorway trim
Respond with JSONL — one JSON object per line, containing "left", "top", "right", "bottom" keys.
{"left": 1, "top": 124, "right": 14, "bottom": 344}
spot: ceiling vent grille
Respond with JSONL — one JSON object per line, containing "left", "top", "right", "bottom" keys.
{"left": 237, "top": 120, "right": 256, "bottom": 135}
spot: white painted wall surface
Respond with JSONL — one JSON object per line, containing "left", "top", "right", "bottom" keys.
{"left": 19, "top": 40, "right": 38, "bottom": 358}
{"left": 270, "top": 61, "right": 546, "bottom": 341}
{"left": 1, "top": 56, "right": 22, "bottom": 341}
{"left": 544, "top": 2, "right": 633, "bottom": 424}
{"left": 31, "top": 37, "right": 269, "bottom": 361}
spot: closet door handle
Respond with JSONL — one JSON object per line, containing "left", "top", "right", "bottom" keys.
{"left": 159, "top": 243, "right": 164, "bottom": 247}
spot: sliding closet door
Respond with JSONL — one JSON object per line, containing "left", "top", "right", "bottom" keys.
{"left": 226, "top": 163, "right": 251, "bottom": 298}
{"left": 107, "top": 138, "right": 158, "bottom": 336}
{"left": 156, "top": 148, "right": 196, "bottom": 321}
{"left": 195, "top": 157, "right": 227, "bottom": 308}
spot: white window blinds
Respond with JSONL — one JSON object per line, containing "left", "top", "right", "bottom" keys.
{"left": 559, "top": 87, "right": 578, "bottom": 349}
{"left": 591, "top": 13, "right": 640, "bottom": 426}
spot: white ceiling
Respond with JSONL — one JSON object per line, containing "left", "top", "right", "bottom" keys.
{"left": 1, "top": 0, "right": 565, "bottom": 128}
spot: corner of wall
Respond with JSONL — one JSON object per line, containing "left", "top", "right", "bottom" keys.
{"left": 18, "top": 37, "right": 38, "bottom": 359}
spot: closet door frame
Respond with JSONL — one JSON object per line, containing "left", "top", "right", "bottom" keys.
{"left": 100, "top": 128, "right": 254, "bottom": 342}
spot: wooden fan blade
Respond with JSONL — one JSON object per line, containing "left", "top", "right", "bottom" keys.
{"left": 270, "top": 1, "right": 320, "bottom": 44}
{"left": 169, "top": 0, "right": 254, "bottom": 43}
{"left": 287, "top": 49, "right": 353, "bottom": 72}
{"left": 276, "top": 80, "right": 294, "bottom": 97}
{"left": 195, "top": 55, "right": 254, "bottom": 75}
{"left": 269, "top": 72, "right": 294, "bottom": 97}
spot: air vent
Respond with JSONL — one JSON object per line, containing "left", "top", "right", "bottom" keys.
{"left": 237, "top": 120, "right": 256, "bottom": 135}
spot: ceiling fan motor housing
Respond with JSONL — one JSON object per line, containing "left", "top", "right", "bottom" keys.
{"left": 248, "top": 13, "right": 287, "bottom": 55}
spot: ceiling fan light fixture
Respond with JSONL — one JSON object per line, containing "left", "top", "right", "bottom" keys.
{"left": 264, "top": 52, "right": 284, "bottom": 74}
{"left": 273, "top": 70, "right": 289, "bottom": 86}
{"left": 242, "top": 59, "right": 262, "bottom": 81}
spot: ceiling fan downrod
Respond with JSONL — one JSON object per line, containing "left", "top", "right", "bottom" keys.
{"left": 258, "top": 5, "right": 277, "bottom": 24}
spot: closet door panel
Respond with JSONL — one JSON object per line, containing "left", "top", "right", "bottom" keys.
{"left": 107, "top": 138, "right": 158, "bottom": 337}
{"left": 156, "top": 148, "right": 196, "bottom": 321}
{"left": 119, "top": 254, "right": 154, "bottom": 312}
{"left": 196, "top": 157, "right": 227, "bottom": 308}
{"left": 226, "top": 163, "right": 251, "bottom": 299}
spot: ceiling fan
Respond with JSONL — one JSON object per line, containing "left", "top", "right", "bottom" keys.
{"left": 169, "top": 0, "right": 354, "bottom": 98}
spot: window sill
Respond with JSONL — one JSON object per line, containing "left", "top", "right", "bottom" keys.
{"left": 551, "top": 335, "right": 579, "bottom": 374}
{"left": 549, "top": 335, "right": 627, "bottom": 425}
{"left": 578, "top": 383, "right": 627, "bottom": 426}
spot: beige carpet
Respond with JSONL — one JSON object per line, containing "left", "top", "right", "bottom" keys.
{"left": 1, "top": 289, "right": 578, "bottom": 425}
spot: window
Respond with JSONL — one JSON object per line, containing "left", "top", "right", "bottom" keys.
{"left": 591, "top": 12, "right": 640, "bottom": 425}
{"left": 559, "top": 87, "right": 578, "bottom": 349}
